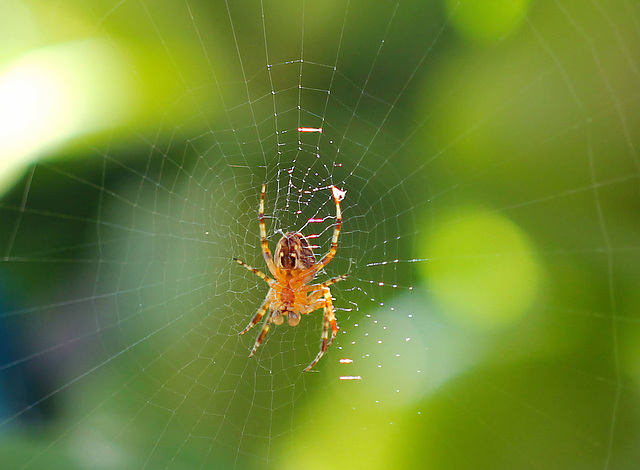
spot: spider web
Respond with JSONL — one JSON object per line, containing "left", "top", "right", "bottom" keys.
{"left": 1, "top": 0, "right": 639, "bottom": 468}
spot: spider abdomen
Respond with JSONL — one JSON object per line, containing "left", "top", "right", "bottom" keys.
{"left": 274, "top": 232, "right": 316, "bottom": 270}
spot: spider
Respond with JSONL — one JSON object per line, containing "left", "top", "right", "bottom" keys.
{"left": 234, "top": 184, "right": 347, "bottom": 371}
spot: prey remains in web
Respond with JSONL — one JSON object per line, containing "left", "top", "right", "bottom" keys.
{"left": 234, "top": 184, "right": 347, "bottom": 371}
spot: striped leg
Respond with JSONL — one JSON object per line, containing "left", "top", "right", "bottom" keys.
{"left": 303, "top": 289, "right": 338, "bottom": 372}
{"left": 239, "top": 296, "right": 271, "bottom": 335}
{"left": 304, "top": 275, "right": 346, "bottom": 313}
{"left": 260, "top": 184, "right": 277, "bottom": 275}
{"left": 249, "top": 309, "right": 274, "bottom": 357}
{"left": 302, "top": 185, "right": 343, "bottom": 278}
{"left": 326, "top": 290, "right": 339, "bottom": 348}
{"left": 233, "top": 257, "right": 272, "bottom": 284}
{"left": 308, "top": 274, "right": 347, "bottom": 290}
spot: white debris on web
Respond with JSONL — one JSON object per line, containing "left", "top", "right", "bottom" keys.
{"left": 331, "top": 185, "right": 346, "bottom": 201}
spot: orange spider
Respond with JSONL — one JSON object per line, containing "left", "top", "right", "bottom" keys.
{"left": 234, "top": 184, "right": 347, "bottom": 371}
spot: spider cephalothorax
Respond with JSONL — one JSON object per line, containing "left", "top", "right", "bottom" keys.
{"left": 234, "top": 184, "right": 346, "bottom": 371}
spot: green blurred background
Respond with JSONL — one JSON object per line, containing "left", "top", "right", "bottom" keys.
{"left": 1, "top": 0, "right": 639, "bottom": 468}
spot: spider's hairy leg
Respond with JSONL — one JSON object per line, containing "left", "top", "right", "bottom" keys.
{"left": 303, "top": 289, "right": 338, "bottom": 372}
{"left": 260, "top": 184, "right": 277, "bottom": 275}
{"left": 309, "top": 274, "right": 347, "bottom": 290}
{"left": 249, "top": 310, "right": 274, "bottom": 357}
{"left": 233, "top": 257, "right": 272, "bottom": 283}
{"left": 304, "top": 275, "right": 346, "bottom": 309}
{"left": 303, "top": 186, "right": 344, "bottom": 277}
{"left": 239, "top": 296, "right": 271, "bottom": 335}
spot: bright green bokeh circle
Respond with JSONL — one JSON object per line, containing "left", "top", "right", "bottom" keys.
{"left": 446, "top": 0, "right": 530, "bottom": 43}
{"left": 423, "top": 207, "right": 540, "bottom": 330}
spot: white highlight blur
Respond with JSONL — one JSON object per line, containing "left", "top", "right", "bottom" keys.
{"left": 0, "top": 39, "right": 136, "bottom": 194}
{"left": 338, "top": 290, "right": 487, "bottom": 410}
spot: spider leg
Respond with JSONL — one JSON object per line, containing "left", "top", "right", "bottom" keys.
{"left": 260, "top": 184, "right": 278, "bottom": 276}
{"left": 304, "top": 275, "right": 346, "bottom": 309}
{"left": 308, "top": 274, "right": 347, "bottom": 290}
{"left": 233, "top": 257, "right": 272, "bottom": 284}
{"left": 301, "top": 186, "right": 343, "bottom": 278}
{"left": 303, "top": 289, "right": 338, "bottom": 372}
{"left": 249, "top": 309, "right": 274, "bottom": 357}
{"left": 239, "top": 296, "right": 271, "bottom": 335}
{"left": 306, "top": 287, "right": 328, "bottom": 306}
